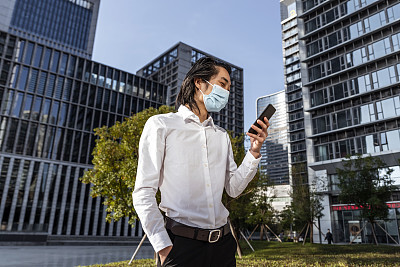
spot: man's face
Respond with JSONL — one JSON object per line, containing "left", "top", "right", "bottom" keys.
{"left": 202, "top": 66, "right": 231, "bottom": 94}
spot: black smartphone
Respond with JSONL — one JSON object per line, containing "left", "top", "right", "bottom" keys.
{"left": 248, "top": 104, "right": 276, "bottom": 135}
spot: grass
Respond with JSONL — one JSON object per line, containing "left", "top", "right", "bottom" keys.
{"left": 82, "top": 241, "right": 400, "bottom": 267}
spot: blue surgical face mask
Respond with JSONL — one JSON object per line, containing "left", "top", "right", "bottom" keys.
{"left": 198, "top": 79, "right": 230, "bottom": 112}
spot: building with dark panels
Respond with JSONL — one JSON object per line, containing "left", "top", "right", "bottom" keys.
{"left": 0, "top": 0, "right": 100, "bottom": 58}
{"left": 296, "top": 0, "right": 400, "bottom": 244}
{"left": 137, "top": 42, "right": 244, "bottom": 137}
{"left": 0, "top": 30, "right": 167, "bottom": 238}
{"left": 280, "top": 0, "right": 308, "bottom": 187}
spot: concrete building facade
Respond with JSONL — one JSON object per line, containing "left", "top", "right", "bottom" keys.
{"left": 280, "top": 0, "right": 309, "bottom": 189}
{"left": 296, "top": 0, "right": 400, "bottom": 244}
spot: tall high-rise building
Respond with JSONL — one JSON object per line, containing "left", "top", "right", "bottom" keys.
{"left": 296, "top": 0, "right": 400, "bottom": 244}
{"left": 0, "top": 0, "right": 169, "bottom": 241}
{"left": 256, "top": 91, "right": 289, "bottom": 185}
{"left": 256, "top": 90, "right": 290, "bottom": 212}
{"left": 137, "top": 42, "right": 244, "bottom": 137}
{"left": 280, "top": 0, "right": 308, "bottom": 187}
{"left": 0, "top": 0, "right": 100, "bottom": 58}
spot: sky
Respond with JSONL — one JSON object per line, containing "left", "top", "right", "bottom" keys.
{"left": 92, "top": 0, "right": 285, "bottom": 132}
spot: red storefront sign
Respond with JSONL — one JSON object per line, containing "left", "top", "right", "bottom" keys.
{"left": 332, "top": 202, "right": 400, "bottom": 211}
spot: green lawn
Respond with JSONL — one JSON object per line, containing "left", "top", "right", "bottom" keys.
{"left": 82, "top": 241, "right": 400, "bottom": 267}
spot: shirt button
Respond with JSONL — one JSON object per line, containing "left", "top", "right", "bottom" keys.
{"left": 207, "top": 184, "right": 210, "bottom": 187}
{"left": 204, "top": 163, "right": 208, "bottom": 167}
{"left": 209, "top": 204, "right": 213, "bottom": 208}
{"left": 203, "top": 144, "right": 206, "bottom": 148}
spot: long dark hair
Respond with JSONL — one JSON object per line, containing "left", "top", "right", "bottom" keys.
{"left": 175, "top": 57, "right": 231, "bottom": 114}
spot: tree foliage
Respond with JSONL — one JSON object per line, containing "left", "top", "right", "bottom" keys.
{"left": 222, "top": 132, "right": 272, "bottom": 232}
{"left": 245, "top": 173, "right": 276, "bottom": 227}
{"left": 337, "top": 154, "right": 395, "bottom": 224}
{"left": 80, "top": 105, "right": 175, "bottom": 225}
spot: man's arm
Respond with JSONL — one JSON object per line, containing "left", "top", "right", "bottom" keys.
{"left": 132, "top": 116, "right": 172, "bottom": 253}
{"left": 224, "top": 118, "right": 269, "bottom": 197}
{"left": 224, "top": 138, "right": 261, "bottom": 198}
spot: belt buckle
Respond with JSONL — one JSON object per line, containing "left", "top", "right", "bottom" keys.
{"left": 208, "top": 229, "right": 221, "bottom": 243}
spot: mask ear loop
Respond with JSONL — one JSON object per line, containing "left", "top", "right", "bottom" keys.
{"left": 199, "top": 79, "right": 213, "bottom": 95}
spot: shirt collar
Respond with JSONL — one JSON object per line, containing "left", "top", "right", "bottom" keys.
{"left": 178, "top": 105, "right": 216, "bottom": 129}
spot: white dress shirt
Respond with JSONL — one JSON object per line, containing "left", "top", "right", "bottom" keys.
{"left": 132, "top": 105, "right": 261, "bottom": 253}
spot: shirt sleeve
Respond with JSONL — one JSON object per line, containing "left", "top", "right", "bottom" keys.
{"left": 132, "top": 116, "right": 172, "bottom": 253}
{"left": 224, "top": 134, "right": 261, "bottom": 198}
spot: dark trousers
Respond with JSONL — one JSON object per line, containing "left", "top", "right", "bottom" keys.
{"left": 158, "top": 229, "right": 237, "bottom": 267}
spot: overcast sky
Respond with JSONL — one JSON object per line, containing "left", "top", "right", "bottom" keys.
{"left": 92, "top": 0, "right": 284, "bottom": 132}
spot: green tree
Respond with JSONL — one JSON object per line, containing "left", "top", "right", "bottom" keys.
{"left": 245, "top": 172, "right": 276, "bottom": 239}
{"left": 222, "top": 132, "right": 266, "bottom": 235}
{"left": 279, "top": 205, "right": 294, "bottom": 233}
{"left": 337, "top": 154, "right": 396, "bottom": 245}
{"left": 81, "top": 105, "right": 175, "bottom": 225}
{"left": 289, "top": 163, "right": 324, "bottom": 243}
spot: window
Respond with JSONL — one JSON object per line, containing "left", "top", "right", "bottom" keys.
{"left": 37, "top": 72, "right": 47, "bottom": 95}
{"left": 63, "top": 79, "right": 72, "bottom": 101}
{"left": 46, "top": 74, "right": 56, "bottom": 97}
{"left": 59, "top": 53, "right": 68, "bottom": 75}
{"left": 51, "top": 51, "right": 60, "bottom": 73}
{"left": 11, "top": 92, "right": 24, "bottom": 117}
{"left": 33, "top": 45, "right": 43, "bottom": 68}
{"left": 387, "top": 3, "right": 400, "bottom": 23}
{"left": 58, "top": 103, "right": 68, "bottom": 127}
{"left": 32, "top": 96, "right": 42, "bottom": 121}
{"left": 28, "top": 69, "right": 38, "bottom": 93}
{"left": 22, "top": 94, "right": 33, "bottom": 119}
{"left": 387, "top": 130, "right": 400, "bottom": 150}
{"left": 17, "top": 67, "right": 29, "bottom": 90}
{"left": 50, "top": 101, "right": 59, "bottom": 124}
{"left": 365, "top": 11, "right": 386, "bottom": 33}
{"left": 55, "top": 77, "right": 64, "bottom": 99}
{"left": 24, "top": 42, "right": 34, "bottom": 65}
{"left": 42, "top": 48, "right": 51, "bottom": 70}
{"left": 381, "top": 98, "right": 396, "bottom": 118}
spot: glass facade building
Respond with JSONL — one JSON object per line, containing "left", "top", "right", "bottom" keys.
{"left": 1, "top": 0, "right": 100, "bottom": 58}
{"left": 137, "top": 42, "right": 244, "bottom": 137}
{"left": 256, "top": 91, "right": 290, "bottom": 212}
{"left": 280, "top": 0, "right": 308, "bottom": 187}
{"left": 0, "top": 30, "right": 167, "bottom": 239}
{"left": 296, "top": 0, "right": 400, "bottom": 244}
{"left": 256, "top": 91, "right": 289, "bottom": 185}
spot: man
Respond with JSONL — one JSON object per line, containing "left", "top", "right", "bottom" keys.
{"left": 325, "top": 229, "right": 333, "bottom": 244}
{"left": 132, "top": 57, "right": 270, "bottom": 266}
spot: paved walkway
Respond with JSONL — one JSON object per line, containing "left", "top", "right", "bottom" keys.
{"left": 0, "top": 245, "right": 154, "bottom": 267}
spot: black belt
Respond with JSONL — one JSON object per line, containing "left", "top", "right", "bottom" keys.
{"left": 165, "top": 217, "right": 231, "bottom": 243}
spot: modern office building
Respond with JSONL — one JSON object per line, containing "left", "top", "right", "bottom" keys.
{"left": 0, "top": 29, "right": 168, "bottom": 240}
{"left": 256, "top": 90, "right": 290, "bottom": 212}
{"left": 0, "top": 0, "right": 100, "bottom": 58}
{"left": 137, "top": 42, "right": 244, "bottom": 137}
{"left": 296, "top": 0, "right": 400, "bottom": 244}
{"left": 280, "top": 0, "right": 308, "bottom": 187}
{"left": 256, "top": 91, "right": 289, "bottom": 185}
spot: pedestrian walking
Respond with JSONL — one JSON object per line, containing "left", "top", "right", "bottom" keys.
{"left": 325, "top": 229, "right": 333, "bottom": 244}
{"left": 132, "top": 57, "right": 270, "bottom": 267}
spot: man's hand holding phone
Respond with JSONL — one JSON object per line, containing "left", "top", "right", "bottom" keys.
{"left": 246, "top": 104, "right": 275, "bottom": 158}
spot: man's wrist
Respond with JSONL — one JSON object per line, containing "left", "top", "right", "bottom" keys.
{"left": 249, "top": 149, "right": 261, "bottom": 159}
